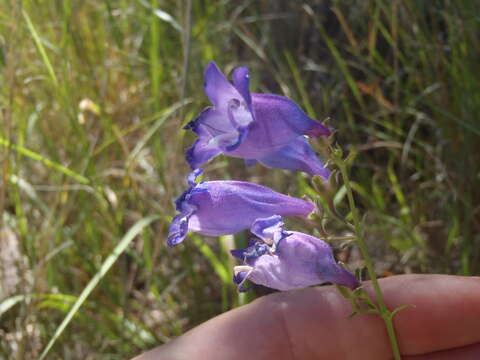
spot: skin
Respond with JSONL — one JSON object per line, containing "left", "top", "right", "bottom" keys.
{"left": 133, "top": 275, "right": 480, "bottom": 360}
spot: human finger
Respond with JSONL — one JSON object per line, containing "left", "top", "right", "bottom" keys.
{"left": 133, "top": 274, "right": 480, "bottom": 360}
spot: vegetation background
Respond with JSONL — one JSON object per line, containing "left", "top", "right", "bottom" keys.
{"left": 1, "top": 0, "right": 479, "bottom": 358}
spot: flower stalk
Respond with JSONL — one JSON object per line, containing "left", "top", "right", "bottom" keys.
{"left": 334, "top": 149, "right": 401, "bottom": 360}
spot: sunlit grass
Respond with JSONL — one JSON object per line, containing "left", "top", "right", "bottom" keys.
{"left": 1, "top": 0, "right": 479, "bottom": 358}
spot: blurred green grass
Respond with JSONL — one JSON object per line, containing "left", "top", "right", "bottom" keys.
{"left": 0, "top": 0, "right": 479, "bottom": 358}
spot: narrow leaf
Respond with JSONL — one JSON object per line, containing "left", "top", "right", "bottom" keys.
{"left": 38, "top": 215, "right": 159, "bottom": 360}
{"left": 22, "top": 9, "right": 58, "bottom": 87}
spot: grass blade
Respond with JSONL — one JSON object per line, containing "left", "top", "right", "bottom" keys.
{"left": 0, "top": 295, "right": 28, "bottom": 319}
{"left": 0, "top": 137, "right": 89, "bottom": 184}
{"left": 38, "top": 215, "right": 160, "bottom": 360}
{"left": 22, "top": 9, "right": 58, "bottom": 87}
{"left": 193, "top": 236, "right": 230, "bottom": 283}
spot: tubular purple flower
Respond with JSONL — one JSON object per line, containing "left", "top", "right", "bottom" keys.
{"left": 167, "top": 172, "right": 315, "bottom": 247}
{"left": 231, "top": 216, "right": 359, "bottom": 291}
{"left": 184, "top": 62, "right": 331, "bottom": 170}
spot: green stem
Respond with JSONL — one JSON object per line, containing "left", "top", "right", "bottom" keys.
{"left": 337, "top": 159, "right": 402, "bottom": 360}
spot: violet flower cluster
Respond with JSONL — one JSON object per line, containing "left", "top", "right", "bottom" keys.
{"left": 168, "top": 62, "right": 359, "bottom": 292}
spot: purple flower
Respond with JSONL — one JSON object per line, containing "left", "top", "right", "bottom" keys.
{"left": 167, "top": 171, "right": 315, "bottom": 247}
{"left": 184, "top": 62, "right": 331, "bottom": 171}
{"left": 231, "top": 216, "right": 359, "bottom": 291}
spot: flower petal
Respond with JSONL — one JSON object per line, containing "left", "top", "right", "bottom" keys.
{"left": 185, "top": 136, "right": 223, "bottom": 170}
{"left": 184, "top": 107, "right": 233, "bottom": 137}
{"left": 232, "top": 66, "right": 252, "bottom": 112}
{"left": 250, "top": 215, "right": 291, "bottom": 246}
{"left": 167, "top": 203, "right": 196, "bottom": 247}
{"left": 187, "top": 182, "right": 314, "bottom": 236}
{"left": 184, "top": 71, "right": 255, "bottom": 169}
{"left": 252, "top": 94, "right": 331, "bottom": 137}
{"left": 226, "top": 94, "right": 331, "bottom": 159}
{"left": 257, "top": 136, "right": 331, "bottom": 179}
{"left": 187, "top": 168, "right": 204, "bottom": 186}
{"left": 204, "top": 62, "right": 241, "bottom": 110}
{"left": 184, "top": 108, "right": 246, "bottom": 169}
{"left": 230, "top": 242, "right": 270, "bottom": 264}
{"left": 233, "top": 266, "right": 253, "bottom": 292}
{"left": 222, "top": 125, "right": 249, "bottom": 152}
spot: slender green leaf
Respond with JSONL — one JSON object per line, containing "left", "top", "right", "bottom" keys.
{"left": 22, "top": 9, "right": 58, "bottom": 87}
{"left": 39, "top": 215, "right": 159, "bottom": 360}
{"left": 0, "top": 137, "right": 89, "bottom": 184}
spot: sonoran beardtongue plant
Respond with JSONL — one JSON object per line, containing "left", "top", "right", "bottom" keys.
{"left": 231, "top": 215, "right": 359, "bottom": 291}
{"left": 184, "top": 62, "right": 332, "bottom": 177}
{"left": 167, "top": 169, "right": 315, "bottom": 246}
{"left": 167, "top": 61, "right": 403, "bottom": 360}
